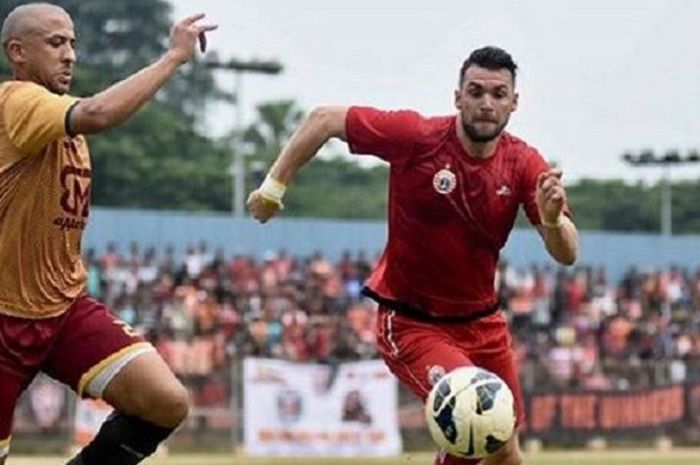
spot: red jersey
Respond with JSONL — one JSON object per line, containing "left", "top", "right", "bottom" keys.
{"left": 346, "top": 106, "right": 556, "bottom": 318}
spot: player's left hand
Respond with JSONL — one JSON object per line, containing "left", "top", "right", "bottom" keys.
{"left": 168, "top": 13, "right": 218, "bottom": 64}
{"left": 535, "top": 168, "right": 566, "bottom": 224}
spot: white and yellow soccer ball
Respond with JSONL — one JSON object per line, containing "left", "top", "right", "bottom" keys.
{"left": 424, "top": 366, "right": 516, "bottom": 459}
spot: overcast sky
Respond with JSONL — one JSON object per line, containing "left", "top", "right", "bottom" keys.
{"left": 169, "top": 0, "right": 700, "bottom": 183}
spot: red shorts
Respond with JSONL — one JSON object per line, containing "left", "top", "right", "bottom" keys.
{"left": 375, "top": 305, "right": 525, "bottom": 427}
{"left": 0, "top": 295, "right": 152, "bottom": 455}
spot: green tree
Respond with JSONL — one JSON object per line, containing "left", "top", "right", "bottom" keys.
{"left": 665, "top": 180, "right": 700, "bottom": 234}
{"left": 567, "top": 179, "right": 658, "bottom": 232}
{"left": 287, "top": 156, "right": 388, "bottom": 219}
{"left": 243, "top": 100, "right": 304, "bottom": 159}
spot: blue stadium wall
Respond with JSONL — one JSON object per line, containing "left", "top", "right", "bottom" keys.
{"left": 85, "top": 207, "right": 700, "bottom": 281}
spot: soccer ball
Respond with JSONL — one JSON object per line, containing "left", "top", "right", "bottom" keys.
{"left": 424, "top": 366, "right": 515, "bottom": 459}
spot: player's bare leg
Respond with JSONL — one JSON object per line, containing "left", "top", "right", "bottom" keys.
{"left": 434, "top": 432, "right": 522, "bottom": 465}
{"left": 100, "top": 351, "right": 190, "bottom": 428}
{"left": 483, "top": 431, "right": 522, "bottom": 465}
{"left": 0, "top": 434, "right": 9, "bottom": 465}
{"left": 66, "top": 352, "right": 189, "bottom": 465}
{"left": 0, "top": 436, "right": 11, "bottom": 465}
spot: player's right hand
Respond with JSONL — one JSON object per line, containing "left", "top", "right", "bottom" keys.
{"left": 247, "top": 190, "right": 283, "bottom": 224}
{"left": 535, "top": 168, "right": 566, "bottom": 224}
{"left": 168, "top": 13, "right": 218, "bottom": 64}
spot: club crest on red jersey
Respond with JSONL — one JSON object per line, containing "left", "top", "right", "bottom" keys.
{"left": 433, "top": 167, "right": 456, "bottom": 194}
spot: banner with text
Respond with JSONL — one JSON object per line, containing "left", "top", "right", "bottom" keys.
{"left": 523, "top": 382, "right": 700, "bottom": 439}
{"left": 243, "top": 357, "right": 402, "bottom": 457}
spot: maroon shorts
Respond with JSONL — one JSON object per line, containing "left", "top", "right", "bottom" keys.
{"left": 376, "top": 305, "right": 525, "bottom": 427}
{"left": 0, "top": 295, "right": 151, "bottom": 453}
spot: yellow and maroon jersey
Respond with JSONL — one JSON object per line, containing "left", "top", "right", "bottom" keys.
{"left": 0, "top": 81, "right": 90, "bottom": 318}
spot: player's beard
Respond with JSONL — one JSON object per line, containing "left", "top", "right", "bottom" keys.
{"left": 462, "top": 117, "right": 509, "bottom": 143}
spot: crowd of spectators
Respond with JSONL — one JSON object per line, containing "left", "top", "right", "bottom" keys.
{"left": 499, "top": 260, "right": 700, "bottom": 390}
{"left": 83, "top": 241, "right": 700, "bottom": 405}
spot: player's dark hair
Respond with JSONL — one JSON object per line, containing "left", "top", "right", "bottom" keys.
{"left": 459, "top": 46, "right": 517, "bottom": 86}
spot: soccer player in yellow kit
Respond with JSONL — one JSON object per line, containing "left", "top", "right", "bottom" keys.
{"left": 0, "top": 3, "right": 216, "bottom": 464}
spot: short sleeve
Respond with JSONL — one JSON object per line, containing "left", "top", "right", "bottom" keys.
{"left": 345, "top": 106, "right": 424, "bottom": 163}
{"left": 520, "top": 149, "right": 572, "bottom": 225}
{"left": 2, "top": 82, "right": 79, "bottom": 155}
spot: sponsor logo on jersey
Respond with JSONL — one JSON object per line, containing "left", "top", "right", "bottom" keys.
{"left": 59, "top": 165, "right": 92, "bottom": 218}
{"left": 496, "top": 184, "right": 512, "bottom": 197}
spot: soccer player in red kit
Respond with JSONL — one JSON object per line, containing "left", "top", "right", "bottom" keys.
{"left": 248, "top": 46, "right": 579, "bottom": 465}
{"left": 0, "top": 4, "right": 215, "bottom": 465}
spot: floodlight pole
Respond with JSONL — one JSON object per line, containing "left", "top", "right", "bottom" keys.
{"left": 660, "top": 166, "right": 672, "bottom": 236}
{"left": 621, "top": 151, "right": 700, "bottom": 236}
{"left": 205, "top": 56, "right": 283, "bottom": 218}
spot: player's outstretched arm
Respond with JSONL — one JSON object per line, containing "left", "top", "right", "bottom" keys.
{"left": 68, "top": 13, "right": 217, "bottom": 135}
{"left": 247, "top": 106, "right": 348, "bottom": 223}
{"left": 535, "top": 168, "right": 579, "bottom": 265}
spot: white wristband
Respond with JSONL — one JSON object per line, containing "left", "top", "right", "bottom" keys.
{"left": 259, "top": 175, "right": 287, "bottom": 206}
{"left": 541, "top": 215, "right": 565, "bottom": 229}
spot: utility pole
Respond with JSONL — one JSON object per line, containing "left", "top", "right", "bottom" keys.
{"left": 205, "top": 54, "right": 283, "bottom": 218}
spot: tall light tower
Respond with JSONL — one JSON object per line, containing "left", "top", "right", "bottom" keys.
{"left": 621, "top": 149, "right": 700, "bottom": 236}
{"left": 205, "top": 54, "right": 283, "bottom": 218}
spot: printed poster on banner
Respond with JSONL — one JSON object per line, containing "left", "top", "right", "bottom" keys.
{"left": 243, "top": 357, "right": 402, "bottom": 457}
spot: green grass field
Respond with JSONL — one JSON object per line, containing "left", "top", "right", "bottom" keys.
{"left": 8, "top": 449, "right": 700, "bottom": 465}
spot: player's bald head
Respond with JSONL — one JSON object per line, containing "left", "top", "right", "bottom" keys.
{"left": 1, "top": 3, "right": 71, "bottom": 53}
